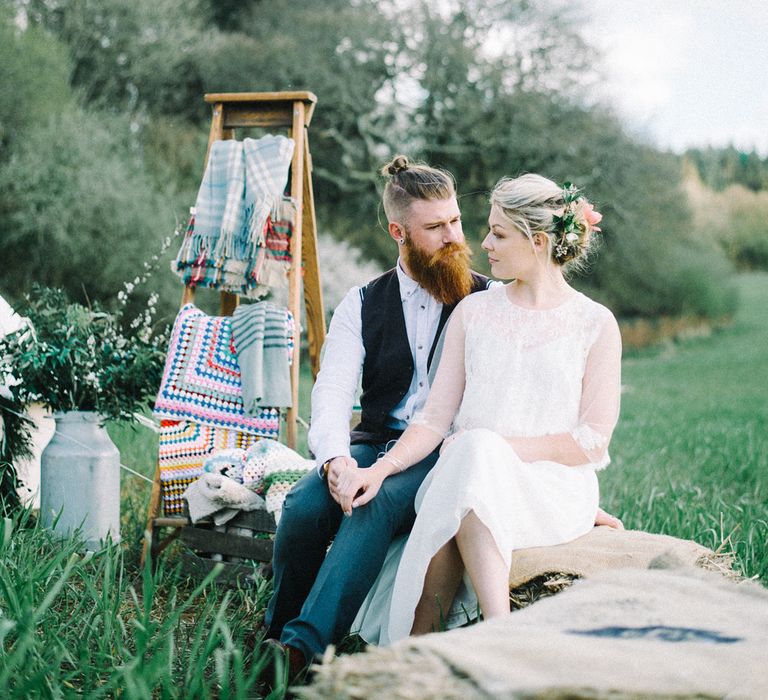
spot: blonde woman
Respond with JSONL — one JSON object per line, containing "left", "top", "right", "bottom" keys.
{"left": 344, "top": 174, "right": 622, "bottom": 642}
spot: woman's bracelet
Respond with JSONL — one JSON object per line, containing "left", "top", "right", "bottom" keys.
{"left": 380, "top": 453, "right": 407, "bottom": 472}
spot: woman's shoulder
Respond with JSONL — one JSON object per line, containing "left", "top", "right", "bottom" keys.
{"left": 460, "top": 283, "right": 504, "bottom": 308}
{"left": 454, "top": 284, "right": 501, "bottom": 317}
{"left": 574, "top": 291, "right": 616, "bottom": 320}
{"left": 573, "top": 292, "right": 621, "bottom": 343}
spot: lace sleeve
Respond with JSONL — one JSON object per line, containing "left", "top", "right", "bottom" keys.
{"left": 570, "top": 311, "right": 622, "bottom": 466}
{"left": 410, "top": 301, "right": 467, "bottom": 438}
{"left": 378, "top": 301, "right": 469, "bottom": 468}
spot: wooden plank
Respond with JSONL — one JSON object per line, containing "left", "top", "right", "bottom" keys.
{"left": 219, "top": 291, "right": 239, "bottom": 316}
{"left": 180, "top": 285, "right": 195, "bottom": 307}
{"left": 221, "top": 105, "right": 294, "bottom": 129}
{"left": 179, "top": 525, "right": 273, "bottom": 561}
{"left": 153, "top": 516, "right": 188, "bottom": 528}
{"left": 205, "top": 91, "right": 317, "bottom": 104}
{"left": 300, "top": 135, "right": 326, "bottom": 378}
{"left": 204, "top": 101, "right": 226, "bottom": 168}
{"left": 224, "top": 509, "right": 277, "bottom": 532}
{"left": 140, "top": 461, "right": 164, "bottom": 567}
{"left": 285, "top": 100, "right": 307, "bottom": 449}
{"left": 152, "top": 511, "right": 275, "bottom": 531}
{"left": 204, "top": 94, "right": 316, "bottom": 128}
{"left": 152, "top": 526, "right": 182, "bottom": 559}
{"left": 181, "top": 551, "right": 272, "bottom": 586}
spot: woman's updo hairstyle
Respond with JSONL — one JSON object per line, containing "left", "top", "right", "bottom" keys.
{"left": 489, "top": 173, "right": 602, "bottom": 271}
{"left": 381, "top": 155, "right": 456, "bottom": 224}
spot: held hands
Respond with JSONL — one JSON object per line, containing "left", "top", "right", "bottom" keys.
{"left": 327, "top": 457, "right": 388, "bottom": 516}
{"left": 326, "top": 456, "right": 358, "bottom": 506}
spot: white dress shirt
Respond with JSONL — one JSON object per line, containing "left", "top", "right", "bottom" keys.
{"left": 308, "top": 261, "right": 444, "bottom": 473}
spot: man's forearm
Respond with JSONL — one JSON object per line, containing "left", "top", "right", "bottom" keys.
{"left": 307, "top": 285, "right": 365, "bottom": 470}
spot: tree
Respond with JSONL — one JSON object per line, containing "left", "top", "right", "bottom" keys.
{"left": 0, "top": 107, "right": 180, "bottom": 315}
{"left": 0, "top": 8, "right": 71, "bottom": 150}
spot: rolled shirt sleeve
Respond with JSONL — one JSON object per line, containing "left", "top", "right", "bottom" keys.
{"left": 308, "top": 287, "right": 365, "bottom": 474}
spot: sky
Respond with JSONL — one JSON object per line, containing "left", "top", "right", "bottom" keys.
{"left": 582, "top": 0, "right": 768, "bottom": 155}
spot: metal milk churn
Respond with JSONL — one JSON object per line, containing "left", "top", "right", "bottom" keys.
{"left": 40, "top": 411, "right": 121, "bottom": 548}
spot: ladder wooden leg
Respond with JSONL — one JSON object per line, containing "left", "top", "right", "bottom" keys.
{"left": 300, "top": 134, "right": 326, "bottom": 379}
{"left": 140, "top": 460, "right": 163, "bottom": 568}
{"left": 285, "top": 101, "right": 307, "bottom": 449}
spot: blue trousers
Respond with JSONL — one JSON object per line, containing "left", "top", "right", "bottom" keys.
{"left": 264, "top": 442, "right": 439, "bottom": 661}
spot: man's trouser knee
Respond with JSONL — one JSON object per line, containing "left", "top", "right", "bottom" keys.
{"left": 277, "top": 445, "right": 439, "bottom": 661}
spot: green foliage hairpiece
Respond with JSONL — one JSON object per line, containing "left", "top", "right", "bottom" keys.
{"left": 550, "top": 181, "right": 584, "bottom": 261}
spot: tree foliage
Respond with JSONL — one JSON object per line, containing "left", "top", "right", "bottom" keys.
{"left": 685, "top": 164, "right": 768, "bottom": 271}
{"left": 0, "top": 7, "right": 71, "bottom": 149}
{"left": 686, "top": 146, "right": 768, "bottom": 193}
{"left": 1, "top": 0, "right": 739, "bottom": 321}
{"left": 0, "top": 106, "right": 180, "bottom": 311}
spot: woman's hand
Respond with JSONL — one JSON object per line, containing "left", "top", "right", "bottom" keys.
{"left": 440, "top": 429, "right": 465, "bottom": 455}
{"left": 335, "top": 462, "right": 388, "bottom": 514}
{"left": 595, "top": 507, "right": 624, "bottom": 530}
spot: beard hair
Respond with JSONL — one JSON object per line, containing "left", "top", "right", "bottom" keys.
{"left": 402, "top": 235, "right": 474, "bottom": 306}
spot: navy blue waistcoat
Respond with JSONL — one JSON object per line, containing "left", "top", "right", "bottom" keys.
{"left": 352, "top": 268, "right": 488, "bottom": 444}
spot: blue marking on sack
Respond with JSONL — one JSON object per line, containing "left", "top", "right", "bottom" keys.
{"left": 567, "top": 625, "right": 742, "bottom": 644}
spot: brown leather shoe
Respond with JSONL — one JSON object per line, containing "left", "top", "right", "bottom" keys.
{"left": 261, "top": 638, "right": 310, "bottom": 688}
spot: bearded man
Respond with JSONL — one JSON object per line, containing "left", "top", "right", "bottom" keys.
{"left": 263, "top": 155, "right": 489, "bottom": 674}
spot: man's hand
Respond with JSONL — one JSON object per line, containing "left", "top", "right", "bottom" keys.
{"left": 326, "top": 456, "right": 358, "bottom": 505}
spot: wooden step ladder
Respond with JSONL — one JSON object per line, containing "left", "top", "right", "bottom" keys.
{"left": 141, "top": 91, "right": 326, "bottom": 569}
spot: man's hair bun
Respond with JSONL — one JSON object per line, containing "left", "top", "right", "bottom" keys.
{"left": 379, "top": 155, "right": 455, "bottom": 223}
{"left": 382, "top": 155, "right": 410, "bottom": 177}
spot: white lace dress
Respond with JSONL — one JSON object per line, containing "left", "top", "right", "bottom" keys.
{"left": 352, "top": 284, "right": 622, "bottom": 644}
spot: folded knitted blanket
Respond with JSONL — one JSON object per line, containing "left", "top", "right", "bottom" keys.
{"left": 202, "top": 447, "right": 248, "bottom": 483}
{"left": 244, "top": 439, "right": 314, "bottom": 521}
{"left": 184, "top": 472, "right": 266, "bottom": 525}
{"left": 189, "top": 439, "right": 314, "bottom": 524}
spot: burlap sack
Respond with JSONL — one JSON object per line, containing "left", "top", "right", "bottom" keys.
{"left": 301, "top": 565, "right": 768, "bottom": 699}
{"left": 508, "top": 526, "right": 718, "bottom": 588}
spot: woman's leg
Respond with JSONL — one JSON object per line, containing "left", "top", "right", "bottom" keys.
{"left": 410, "top": 538, "right": 464, "bottom": 635}
{"left": 454, "top": 510, "right": 509, "bottom": 620}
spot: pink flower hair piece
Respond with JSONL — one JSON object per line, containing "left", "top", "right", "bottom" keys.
{"left": 583, "top": 202, "right": 602, "bottom": 231}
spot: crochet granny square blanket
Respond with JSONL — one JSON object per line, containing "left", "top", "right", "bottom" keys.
{"left": 153, "top": 304, "right": 291, "bottom": 434}
{"left": 158, "top": 419, "right": 263, "bottom": 515}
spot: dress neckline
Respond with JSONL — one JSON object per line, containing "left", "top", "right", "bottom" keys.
{"left": 501, "top": 284, "right": 581, "bottom": 312}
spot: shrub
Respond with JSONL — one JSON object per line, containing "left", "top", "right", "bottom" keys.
{"left": 0, "top": 287, "right": 167, "bottom": 422}
{"left": 0, "top": 106, "right": 182, "bottom": 314}
{"left": 0, "top": 10, "right": 72, "bottom": 150}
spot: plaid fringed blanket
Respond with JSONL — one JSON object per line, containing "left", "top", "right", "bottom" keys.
{"left": 171, "top": 135, "right": 295, "bottom": 298}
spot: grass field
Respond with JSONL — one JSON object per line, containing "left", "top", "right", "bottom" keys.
{"left": 1, "top": 273, "right": 766, "bottom": 697}
{"left": 601, "top": 272, "right": 767, "bottom": 582}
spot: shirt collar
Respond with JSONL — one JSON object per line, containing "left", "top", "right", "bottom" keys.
{"left": 396, "top": 258, "right": 422, "bottom": 299}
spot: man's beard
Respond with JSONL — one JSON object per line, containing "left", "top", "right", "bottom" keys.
{"left": 402, "top": 236, "right": 474, "bottom": 306}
